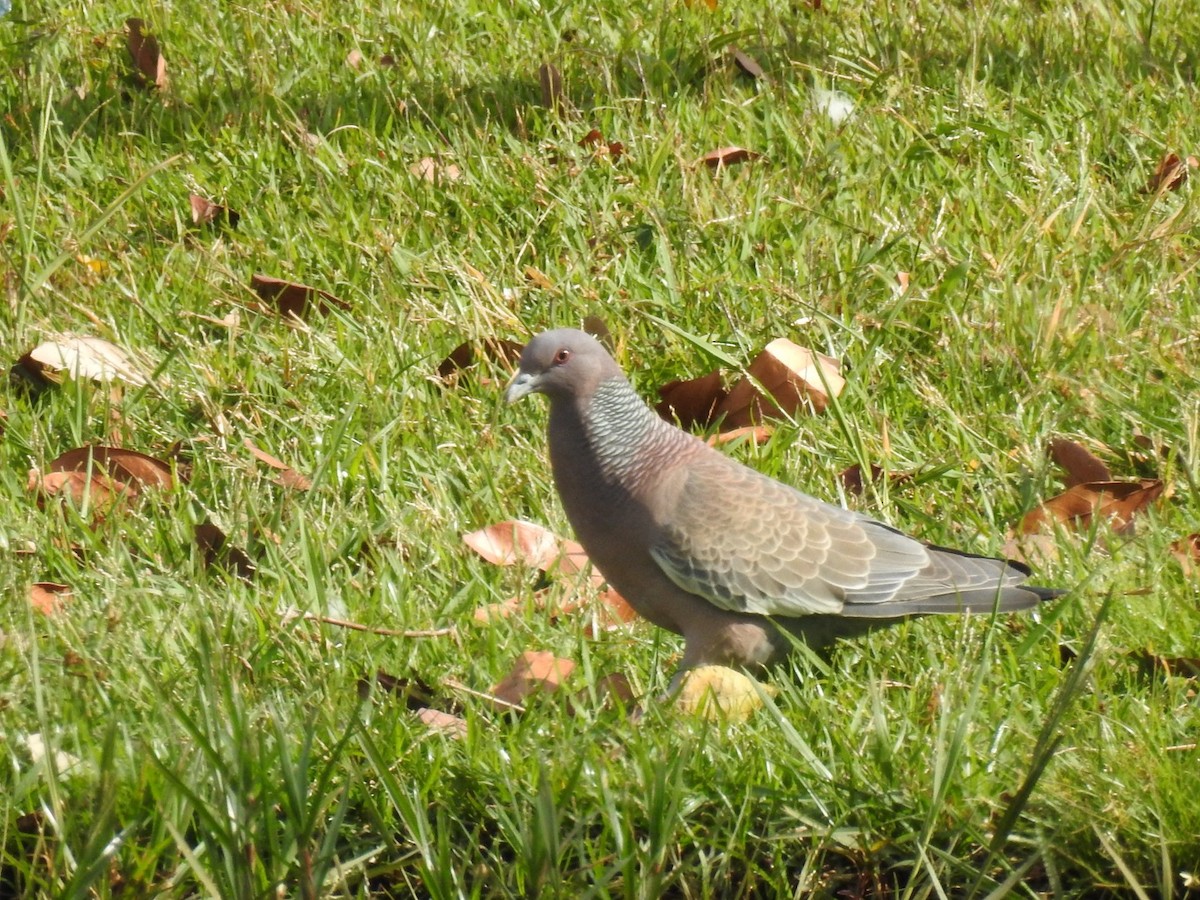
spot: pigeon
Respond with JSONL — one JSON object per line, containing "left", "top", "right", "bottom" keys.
{"left": 505, "top": 328, "right": 1063, "bottom": 683}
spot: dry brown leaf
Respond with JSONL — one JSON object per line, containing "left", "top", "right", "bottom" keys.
{"left": 415, "top": 707, "right": 468, "bottom": 738}
{"left": 410, "top": 157, "right": 462, "bottom": 183}
{"left": 839, "top": 463, "right": 913, "bottom": 496}
{"left": 707, "top": 425, "right": 773, "bottom": 447}
{"left": 538, "top": 62, "right": 564, "bottom": 111}
{"left": 1144, "top": 152, "right": 1197, "bottom": 194}
{"left": 463, "top": 520, "right": 594, "bottom": 583}
{"left": 1049, "top": 438, "right": 1112, "bottom": 487}
{"left": 189, "top": 194, "right": 240, "bottom": 228}
{"left": 523, "top": 266, "right": 555, "bottom": 290}
{"left": 126, "top": 18, "right": 168, "bottom": 90}
{"left": 1020, "top": 479, "right": 1164, "bottom": 536}
{"left": 474, "top": 590, "right": 550, "bottom": 623}
{"left": 896, "top": 271, "right": 910, "bottom": 292}
{"left": 582, "top": 315, "right": 613, "bottom": 349}
{"left": 49, "top": 445, "right": 175, "bottom": 489}
{"left": 1171, "top": 533, "right": 1200, "bottom": 576}
{"left": 656, "top": 370, "right": 726, "bottom": 429}
{"left": 492, "top": 650, "right": 575, "bottom": 707}
{"left": 437, "top": 337, "right": 523, "bottom": 380}
{"left": 731, "top": 47, "right": 764, "bottom": 79}
{"left": 17, "top": 337, "right": 149, "bottom": 387}
{"left": 578, "top": 129, "right": 625, "bottom": 161}
{"left": 717, "top": 339, "right": 844, "bottom": 427}
{"left": 345, "top": 48, "right": 363, "bottom": 70}
{"left": 195, "top": 521, "right": 257, "bottom": 580}
{"left": 249, "top": 274, "right": 349, "bottom": 319}
{"left": 380, "top": 53, "right": 396, "bottom": 67}
{"left": 30, "top": 582, "right": 72, "bottom": 616}
{"left": 698, "top": 147, "right": 762, "bottom": 169}
{"left": 243, "top": 438, "right": 313, "bottom": 490}
{"left": 29, "top": 469, "right": 133, "bottom": 510}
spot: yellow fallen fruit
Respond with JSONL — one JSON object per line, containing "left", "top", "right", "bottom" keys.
{"left": 674, "top": 666, "right": 777, "bottom": 722}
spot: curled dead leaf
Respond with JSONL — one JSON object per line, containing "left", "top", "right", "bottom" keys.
{"left": 126, "top": 18, "right": 168, "bottom": 90}
{"left": 189, "top": 194, "right": 240, "bottom": 228}
{"left": 538, "top": 62, "right": 564, "bottom": 111}
{"left": 1171, "top": 533, "right": 1200, "bottom": 576}
{"left": 730, "top": 47, "right": 764, "bottom": 80}
{"left": 410, "top": 157, "right": 462, "bottom": 183}
{"left": 30, "top": 582, "right": 72, "bottom": 616}
{"left": 707, "top": 425, "right": 773, "bottom": 447}
{"left": 15, "top": 337, "right": 149, "bottom": 388}
{"left": 1144, "top": 152, "right": 1197, "bottom": 194}
{"left": 195, "top": 520, "right": 257, "bottom": 580}
{"left": 698, "top": 147, "right": 762, "bottom": 169}
{"left": 250, "top": 274, "right": 349, "bottom": 319}
{"left": 244, "top": 439, "right": 312, "bottom": 490}
{"left": 1049, "top": 438, "right": 1112, "bottom": 487}
{"left": 463, "top": 520, "right": 595, "bottom": 583}
{"left": 656, "top": 370, "right": 726, "bottom": 429}
{"left": 491, "top": 650, "right": 575, "bottom": 707}
{"left": 437, "top": 337, "right": 523, "bottom": 380}
{"left": 1020, "top": 479, "right": 1164, "bottom": 537}
{"left": 717, "top": 339, "right": 844, "bottom": 427}
{"left": 839, "top": 463, "right": 913, "bottom": 496}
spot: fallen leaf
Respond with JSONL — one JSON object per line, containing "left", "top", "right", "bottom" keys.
{"left": 523, "top": 266, "right": 555, "bottom": 290}
{"left": 189, "top": 194, "right": 240, "bottom": 228}
{"left": 345, "top": 48, "right": 363, "bottom": 70}
{"left": 126, "top": 18, "right": 168, "bottom": 90}
{"left": 15, "top": 336, "right": 149, "bottom": 387}
{"left": 1020, "top": 479, "right": 1164, "bottom": 536}
{"left": 243, "top": 439, "right": 312, "bottom": 490}
{"left": 1171, "top": 533, "right": 1200, "bottom": 576}
{"left": 698, "top": 147, "right": 762, "bottom": 169}
{"left": 463, "top": 520, "right": 593, "bottom": 583}
{"left": 249, "top": 274, "right": 349, "bottom": 319}
{"left": 839, "top": 463, "right": 913, "bottom": 496}
{"left": 717, "top": 339, "right": 844, "bottom": 427}
{"left": 656, "top": 370, "right": 726, "bottom": 429}
{"left": 410, "top": 157, "right": 462, "bottom": 183}
{"left": 674, "top": 665, "right": 777, "bottom": 721}
{"left": 538, "top": 62, "right": 563, "bottom": 112}
{"left": 492, "top": 650, "right": 575, "bottom": 707}
{"left": 578, "top": 129, "right": 625, "bottom": 160}
{"left": 1144, "top": 152, "right": 1197, "bottom": 194}
{"left": 415, "top": 707, "right": 468, "bottom": 738}
{"left": 1132, "top": 650, "right": 1200, "bottom": 681}
{"left": 29, "top": 469, "right": 132, "bottom": 510}
{"left": 195, "top": 520, "right": 257, "bottom": 580}
{"left": 730, "top": 47, "right": 764, "bottom": 79}
{"left": 474, "top": 589, "right": 550, "bottom": 623}
{"left": 896, "top": 271, "right": 910, "bottom": 292}
{"left": 582, "top": 315, "right": 613, "bottom": 349}
{"left": 380, "top": 53, "right": 396, "bottom": 67}
{"left": 1049, "top": 438, "right": 1112, "bottom": 487}
{"left": 30, "top": 582, "right": 72, "bottom": 616}
{"left": 707, "top": 425, "right": 773, "bottom": 447}
{"left": 47, "top": 445, "right": 175, "bottom": 490}
{"left": 437, "top": 337, "right": 523, "bottom": 380}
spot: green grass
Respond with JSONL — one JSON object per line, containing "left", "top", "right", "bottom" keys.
{"left": 2, "top": 0, "right": 1199, "bottom": 895}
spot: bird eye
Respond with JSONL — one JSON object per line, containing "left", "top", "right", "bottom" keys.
{"left": 553, "top": 348, "right": 571, "bottom": 365}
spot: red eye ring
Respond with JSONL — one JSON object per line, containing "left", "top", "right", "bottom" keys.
{"left": 553, "top": 348, "right": 571, "bottom": 365}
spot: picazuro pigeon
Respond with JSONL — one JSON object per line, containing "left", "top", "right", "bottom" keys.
{"left": 505, "top": 328, "right": 1063, "bottom": 683}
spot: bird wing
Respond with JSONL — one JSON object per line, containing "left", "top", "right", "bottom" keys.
{"left": 648, "top": 453, "right": 941, "bottom": 618}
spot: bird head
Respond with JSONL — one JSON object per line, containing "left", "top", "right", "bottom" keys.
{"left": 505, "top": 329, "right": 619, "bottom": 404}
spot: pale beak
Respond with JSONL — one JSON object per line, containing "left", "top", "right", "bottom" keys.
{"left": 505, "top": 371, "right": 537, "bottom": 403}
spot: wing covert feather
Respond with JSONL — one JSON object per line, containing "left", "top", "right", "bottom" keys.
{"left": 649, "top": 455, "right": 931, "bottom": 617}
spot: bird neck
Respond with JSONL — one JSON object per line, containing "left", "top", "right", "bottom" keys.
{"left": 570, "top": 376, "right": 677, "bottom": 484}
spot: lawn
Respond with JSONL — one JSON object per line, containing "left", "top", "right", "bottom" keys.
{"left": 2, "top": 0, "right": 1199, "bottom": 896}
